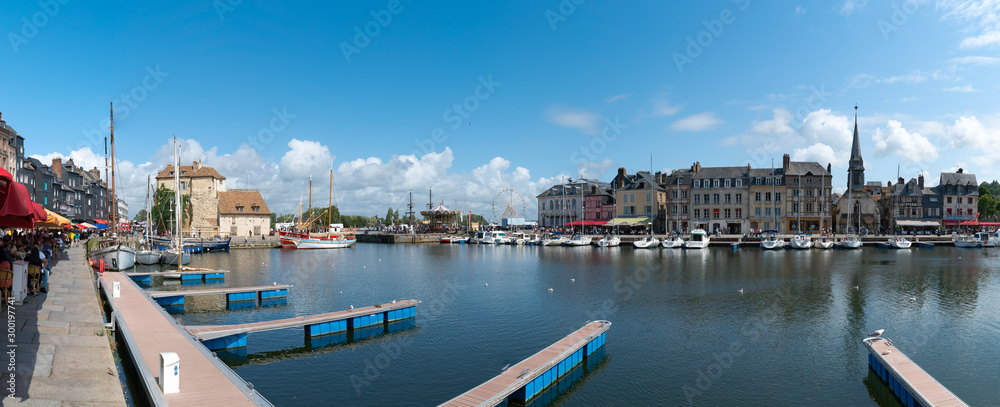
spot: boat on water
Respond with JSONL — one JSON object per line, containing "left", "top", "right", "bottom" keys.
{"left": 660, "top": 234, "right": 684, "bottom": 249}
{"left": 760, "top": 231, "right": 784, "bottom": 250}
{"left": 507, "top": 232, "right": 527, "bottom": 245}
{"left": 887, "top": 236, "right": 912, "bottom": 249}
{"left": 815, "top": 237, "right": 834, "bottom": 249}
{"left": 596, "top": 234, "right": 621, "bottom": 247}
{"left": 954, "top": 235, "right": 982, "bottom": 248}
{"left": 974, "top": 232, "right": 997, "bottom": 247}
{"left": 563, "top": 234, "right": 592, "bottom": 246}
{"left": 481, "top": 231, "right": 508, "bottom": 245}
{"left": 684, "top": 229, "right": 710, "bottom": 249}
{"left": 839, "top": 236, "right": 863, "bottom": 249}
{"left": 148, "top": 235, "right": 231, "bottom": 252}
{"left": 525, "top": 234, "right": 542, "bottom": 245}
{"left": 633, "top": 236, "right": 660, "bottom": 249}
{"left": 136, "top": 176, "right": 161, "bottom": 265}
{"left": 160, "top": 248, "right": 190, "bottom": 265}
{"left": 789, "top": 234, "right": 813, "bottom": 249}
{"left": 541, "top": 234, "right": 568, "bottom": 246}
{"left": 294, "top": 234, "right": 357, "bottom": 249}
{"left": 92, "top": 239, "right": 136, "bottom": 270}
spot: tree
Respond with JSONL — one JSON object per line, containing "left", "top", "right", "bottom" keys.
{"left": 979, "top": 193, "right": 999, "bottom": 221}
{"left": 151, "top": 185, "right": 191, "bottom": 233}
{"left": 385, "top": 207, "right": 394, "bottom": 225}
{"left": 133, "top": 209, "right": 148, "bottom": 223}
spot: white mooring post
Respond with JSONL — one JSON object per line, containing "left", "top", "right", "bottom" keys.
{"left": 160, "top": 352, "right": 180, "bottom": 394}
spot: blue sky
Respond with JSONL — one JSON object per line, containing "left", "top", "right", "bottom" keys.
{"left": 2, "top": 0, "right": 999, "bottom": 218}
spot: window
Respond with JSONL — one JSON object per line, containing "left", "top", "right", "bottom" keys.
{"left": 713, "top": 210, "right": 720, "bottom": 219}
{"left": 237, "top": 206, "right": 245, "bottom": 213}
{"left": 968, "top": 208, "right": 973, "bottom": 215}
{"left": 793, "top": 189, "right": 799, "bottom": 197}
{"left": 252, "top": 206, "right": 260, "bottom": 213}
{"left": 805, "top": 203, "right": 813, "bottom": 213}
{"left": 755, "top": 192, "right": 761, "bottom": 202}
{"left": 735, "top": 193, "right": 742, "bottom": 204}
{"left": 765, "top": 207, "right": 771, "bottom": 216}
{"left": 694, "top": 209, "right": 700, "bottom": 219}
{"left": 673, "top": 205, "right": 678, "bottom": 215}
{"left": 725, "top": 179, "right": 731, "bottom": 188}
{"left": 704, "top": 194, "right": 709, "bottom": 204}
{"left": 794, "top": 178, "right": 799, "bottom": 184}
{"left": 775, "top": 208, "right": 781, "bottom": 217}
{"left": 735, "top": 208, "right": 741, "bottom": 218}
{"left": 775, "top": 177, "right": 781, "bottom": 185}
{"left": 672, "top": 191, "right": 678, "bottom": 199}
{"left": 947, "top": 197, "right": 952, "bottom": 204}
{"left": 724, "top": 209, "right": 731, "bottom": 218}
{"left": 646, "top": 193, "right": 651, "bottom": 202}
{"left": 713, "top": 194, "right": 720, "bottom": 204}
{"left": 775, "top": 193, "right": 781, "bottom": 202}
{"left": 694, "top": 195, "right": 701, "bottom": 204}
{"left": 766, "top": 177, "right": 772, "bottom": 185}
{"left": 725, "top": 194, "right": 731, "bottom": 204}
{"left": 765, "top": 192, "right": 771, "bottom": 202}
{"left": 806, "top": 178, "right": 812, "bottom": 184}
{"left": 694, "top": 180, "right": 701, "bottom": 188}
{"left": 735, "top": 179, "right": 742, "bottom": 187}
{"left": 755, "top": 177, "right": 761, "bottom": 185}
{"left": 682, "top": 191, "right": 688, "bottom": 199}
{"left": 755, "top": 207, "right": 761, "bottom": 217}
{"left": 713, "top": 180, "right": 720, "bottom": 188}
{"left": 947, "top": 208, "right": 953, "bottom": 215}
{"left": 645, "top": 206, "right": 652, "bottom": 214}
{"left": 683, "top": 206, "right": 688, "bottom": 215}
{"left": 44, "top": 182, "right": 47, "bottom": 190}
{"left": 630, "top": 194, "right": 635, "bottom": 203}
{"left": 957, "top": 197, "right": 962, "bottom": 204}
{"left": 792, "top": 203, "right": 799, "bottom": 213}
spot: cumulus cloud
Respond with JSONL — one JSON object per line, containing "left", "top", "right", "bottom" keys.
{"left": 30, "top": 147, "right": 105, "bottom": 173}
{"left": 938, "top": 0, "right": 1000, "bottom": 49}
{"left": 872, "top": 120, "right": 939, "bottom": 162}
{"left": 792, "top": 143, "right": 842, "bottom": 167}
{"left": 652, "top": 100, "right": 682, "bottom": 117}
{"left": 279, "top": 139, "right": 334, "bottom": 180}
{"left": 545, "top": 106, "right": 600, "bottom": 135}
{"left": 838, "top": 0, "right": 867, "bottom": 15}
{"left": 669, "top": 112, "right": 721, "bottom": 132}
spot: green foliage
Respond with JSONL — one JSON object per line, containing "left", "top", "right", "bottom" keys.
{"left": 980, "top": 193, "right": 999, "bottom": 221}
{"left": 151, "top": 185, "right": 190, "bottom": 233}
{"left": 980, "top": 181, "right": 1000, "bottom": 196}
{"left": 133, "top": 209, "right": 148, "bottom": 222}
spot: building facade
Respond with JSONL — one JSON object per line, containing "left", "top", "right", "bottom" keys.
{"left": 156, "top": 160, "right": 227, "bottom": 236}
{"left": 938, "top": 169, "right": 978, "bottom": 229}
{"left": 782, "top": 154, "right": 833, "bottom": 233}
{"left": 748, "top": 167, "right": 784, "bottom": 232}
{"left": 834, "top": 113, "right": 881, "bottom": 233}
{"left": 218, "top": 189, "right": 272, "bottom": 237}
{"left": 688, "top": 162, "right": 750, "bottom": 234}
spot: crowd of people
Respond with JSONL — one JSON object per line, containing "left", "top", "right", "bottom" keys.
{"left": 0, "top": 230, "right": 72, "bottom": 295}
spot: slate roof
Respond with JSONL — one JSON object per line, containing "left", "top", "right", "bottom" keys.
{"left": 891, "top": 179, "right": 924, "bottom": 196}
{"left": 218, "top": 189, "right": 270, "bottom": 215}
{"left": 690, "top": 166, "right": 749, "bottom": 179}
{"left": 536, "top": 178, "right": 612, "bottom": 198}
{"left": 155, "top": 164, "right": 226, "bottom": 180}
{"left": 784, "top": 161, "right": 831, "bottom": 177}
{"left": 620, "top": 171, "right": 665, "bottom": 191}
{"left": 939, "top": 171, "right": 977, "bottom": 186}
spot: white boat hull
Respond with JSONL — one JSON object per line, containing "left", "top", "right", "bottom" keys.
{"left": 136, "top": 250, "right": 161, "bottom": 265}
{"left": 92, "top": 244, "right": 136, "bottom": 270}
{"left": 660, "top": 238, "right": 684, "bottom": 249}
{"left": 839, "top": 239, "right": 863, "bottom": 249}
{"left": 564, "top": 237, "right": 593, "bottom": 246}
{"left": 596, "top": 237, "right": 621, "bottom": 247}
{"left": 160, "top": 250, "right": 191, "bottom": 266}
{"left": 541, "top": 238, "right": 567, "bottom": 246}
{"left": 760, "top": 240, "right": 784, "bottom": 250}
{"left": 815, "top": 240, "right": 834, "bottom": 249}
{"left": 633, "top": 238, "right": 660, "bottom": 249}
{"left": 789, "top": 236, "right": 813, "bottom": 249}
{"left": 294, "top": 238, "right": 358, "bottom": 249}
{"left": 888, "top": 239, "right": 911, "bottom": 249}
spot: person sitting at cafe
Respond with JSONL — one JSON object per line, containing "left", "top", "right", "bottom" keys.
{"left": 25, "top": 244, "right": 49, "bottom": 295}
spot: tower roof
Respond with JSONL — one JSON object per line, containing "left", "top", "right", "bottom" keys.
{"left": 850, "top": 110, "right": 863, "bottom": 163}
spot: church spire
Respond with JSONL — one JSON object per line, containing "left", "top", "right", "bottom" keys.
{"left": 848, "top": 104, "right": 865, "bottom": 190}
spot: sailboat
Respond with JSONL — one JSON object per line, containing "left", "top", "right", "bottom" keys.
{"left": 286, "top": 167, "right": 357, "bottom": 249}
{"left": 135, "top": 175, "right": 161, "bottom": 265}
{"left": 161, "top": 135, "right": 190, "bottom": 266}
{"left": 91, "top": 102, "right": 136, "bottom": 270}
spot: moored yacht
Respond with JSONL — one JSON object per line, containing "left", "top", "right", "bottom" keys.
{"left": 596, "top": 234, "right": 621, "bottom": 247}
{"left": 659, "top": 234, "right": 684, "bottom": 249}
{"left": 789, "top": 234, "right": 813, "bottom": 249}
{"left": 887, "top": 236, "right": 911, "bottom": 249}
{"left": 633, "top": 236, "right": 660, "bottom": 249}
{"left": 760, "top": 231, "right": 784, "bottom": 250}
{"left": 684, "top": 229, "right": 710, "bottom": 249}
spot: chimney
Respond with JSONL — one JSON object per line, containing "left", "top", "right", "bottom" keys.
{"left": 827, "top": 163, "right": 831, "bottom": 173}
{"left": 957, "top": 168, "right": 964, "bottom": 173}
{"left": 898, "top": 177, "right": 904, "bottom": 186}
{"left": 194, "top": 159, "right": 203, "bottom": 170}
{"left": 89, "top": 168, "right": 100, "bottom": 179}
{"left": 51, "top": 158, "right": 62, "bottom": 178}
{"left": 617, "top": 167, "right": 626, "bottom": 188}
{"left": 782, "top": 154, "right": 790, "bottom": 172}
{"left": 918, "top": 174, "right": 924, "bottom": 189}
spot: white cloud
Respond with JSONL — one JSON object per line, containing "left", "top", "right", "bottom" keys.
{"left": 545, "top": 106, "right": 600, "bottom": 135}
{"left": 669, "top": 112, "right": 721, "bottom": 132}
{"left": 943, "top": 85, "right": 978, "bottom": 92}
{"left": 605, "top": 93, "right": 631, "bottom": 103}
{"left": 872, "top": 120, "right": 939, "bottom": 162}
{"left": 652, "top": 100, "right": 682, "bottom": 117}
{"left": 795, "top": 6, "right": 807, "bottom": 16}
{"left": 878, "top": 72, "right": 926, "bottom": 84}
{"left": 798, "top": 109, "right": 854, "bottom": 152}
{"left": 938, "top": 0, "right": 1000, "bottom": 49}
{"left": 839, "top": 0, "right": 867, "bottom": 15}
{"left": 948, "top": 55, "right": 1000, "bottom": 65}
{"left": 30, "top": 147, "right": 105, "bottom": 173}
{"left": 279, "top": 139, "right": 334, "bottom": 180}
{"left": 792, "top": 143, "right": 841, "bottom": 167}
{"left": 575, "top": 158, "right": 614, "bottom": 180}
{"left": 960, "top": 31, "right": 1000, "bottom": 48}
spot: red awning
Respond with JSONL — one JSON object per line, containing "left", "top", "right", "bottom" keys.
{"left": 979, "top": 221, "right": 1000, "bottom": 226}
{"left": 563, "top": 220, "right": 610, "bottom": 226}
{"left": 0, "top": 168, "right": 47, "bottom": 228}
{"left": 943, "top": 220, "right": 979, "bottom": 226}
{"left": 93, "top": 219, "right": 109, "bottom": 225}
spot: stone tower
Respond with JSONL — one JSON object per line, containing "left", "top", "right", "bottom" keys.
{"left": 848, "top": 106, "right": 865, "bottom": 191}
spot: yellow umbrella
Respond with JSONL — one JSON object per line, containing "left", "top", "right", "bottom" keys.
{"left": 36, "top": 209, "right": 71, "bottom": 228}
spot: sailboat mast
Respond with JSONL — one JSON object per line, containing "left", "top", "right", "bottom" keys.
{"left": 173, "top": 134, "right": 181, "bottom": 272}
{"left": 328, "top": 165, "right": 333, "bottom": 231}
{"left": 308, "top": 176, "right": 312, "bottom": 231}
{"left": 109, "top": 102, "right": 117, "bottom": 232}
{"left": 771, "top": 158, "right": 776, "bottom": 230}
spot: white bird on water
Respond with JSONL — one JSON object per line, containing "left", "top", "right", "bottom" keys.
{"left": 737, "top": 288, "right": 744, "bottom": 294}
{"left": 548, "top": 288, "right": 553, "bottom": 292}
{"left": 570, "top": 279, "right": 575, "bottom": 282}
{"left": 909, "top": 297, "right": 916, "bottom": 301}
{"left": 484, "top": 283, "right": 488, "bottom": 287}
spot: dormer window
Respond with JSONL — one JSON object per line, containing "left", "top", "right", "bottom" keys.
{"left": 252, "top": 206, "right": 260, "bottom": 213}
{"left": 237, "top": 206, "right": 244, "bottom": 213}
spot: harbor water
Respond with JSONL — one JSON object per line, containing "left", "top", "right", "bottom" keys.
{"left": 153, "top": 244, "right": 1000, "bottom": 406}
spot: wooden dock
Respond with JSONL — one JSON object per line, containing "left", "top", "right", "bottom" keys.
{"left": 864, "top": 337, "right": 968, "bottom": 407}
{"left": 439, "top": 321, "right": 610, "bottom": 407}
{"left": 186, "top": 300, "right": 420, "bottom": 350}
{"left": 100, "top": 272, "right": 271, "bottom": 406}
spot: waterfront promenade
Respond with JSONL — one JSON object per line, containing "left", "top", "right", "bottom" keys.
{"left": 8, "top": 244, "right": 127, "bottom": 406}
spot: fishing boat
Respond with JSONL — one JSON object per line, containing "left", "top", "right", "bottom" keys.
{"left": 660, "top": 233, "right": 684, "bottom": 249}
{"left": 684, "top": 229, "right": 710, "bottom": 249}
{"left": 789, "top": 234, "right": 813, "bottom": 249}
{"left": 90, "top": 103, "right": 136, "bottom": 270}
{"left": 887, "top": 236, "right": 912, "bottom": 249}
{"left": 633, "top": 236, "right": 660, "bottom": 249}
{"left": 596, "top": 234, "right": 621, "bottom": 247}
{"left": 814, "top": 236, "right": 834, "bottom": 249}
{"left": 563, "top": 234, "right": 592, "bottom": 246}
{"left": 760, "top": 231, "right": 784, "bottom": 250}
{"left": 507, "top": 232, "right": 526, "bottom": 245}
{"left": 954, "top": 235, "right": 982, "bottom": 248}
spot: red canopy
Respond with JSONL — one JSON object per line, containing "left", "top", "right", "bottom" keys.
{"left": 0, "top": 168, "right": 46, "bottom": 228}
{"left": 563, "top": 220, "right": 609, "bottom": 226}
